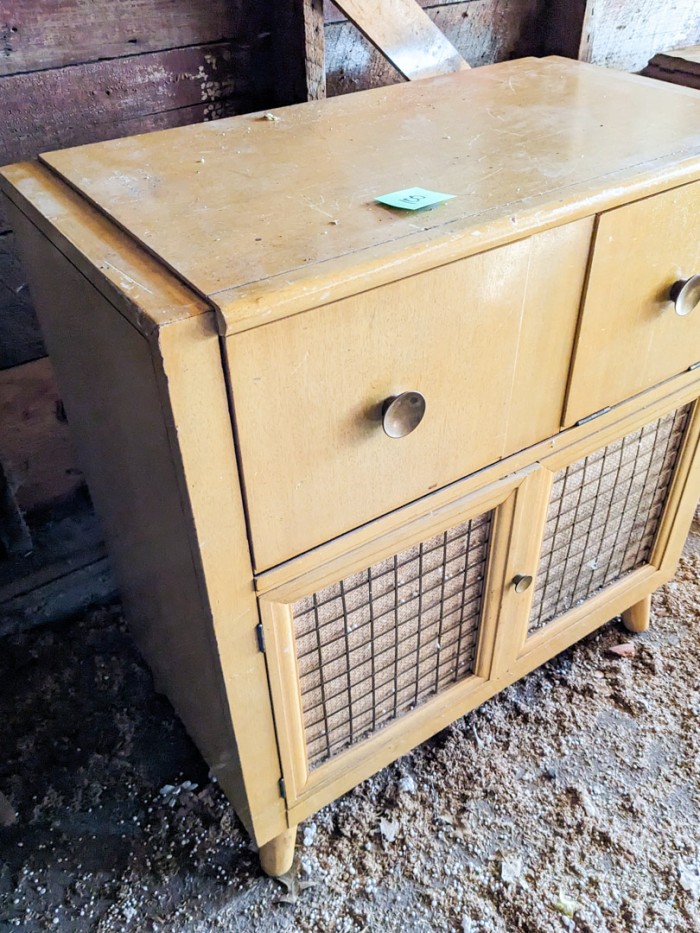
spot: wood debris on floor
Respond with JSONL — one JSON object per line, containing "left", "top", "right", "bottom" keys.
{"left": 0, "top": 518, "right": 698, "bottom": 932}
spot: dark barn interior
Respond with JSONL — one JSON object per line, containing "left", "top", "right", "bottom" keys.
{"left": 1, "top": 2, "right": 700, "bottom": 930}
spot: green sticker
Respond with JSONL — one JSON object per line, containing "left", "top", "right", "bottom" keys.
{"left": 375, "top": 187, "right": 456, "bottom": 211}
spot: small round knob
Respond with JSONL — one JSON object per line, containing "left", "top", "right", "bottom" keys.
{"left": 512, "top": 574, "right": 533, "bottom": 594}
{"left": 669, "top": 275, "right": 700, "bottom": 317}
{"left": 381, "top": 391, "right": 426, "bottom": 438}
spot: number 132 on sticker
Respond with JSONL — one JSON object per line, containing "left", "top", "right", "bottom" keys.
{"left": 375, "top": 187, "right": 456, "bottom": 210}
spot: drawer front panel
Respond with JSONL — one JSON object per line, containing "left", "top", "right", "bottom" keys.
{"left": 565, "top": 181, "right": 700, "bottom": 426}
{"left": 528, "top": 404, "right": 692, "bottom": 636}
{"left": 229, "top": 220, "right": 591, "bottom": 569}
{"left": 293, "top": 510, "right": 492, "bottom": 769}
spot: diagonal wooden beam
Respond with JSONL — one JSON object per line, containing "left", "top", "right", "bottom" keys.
{"left": 331, "top": 0, "right": 470, "bottom": 80}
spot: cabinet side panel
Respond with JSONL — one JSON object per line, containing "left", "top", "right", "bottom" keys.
{"left": 7, "top": 202, "right": 286, "bottom": 844}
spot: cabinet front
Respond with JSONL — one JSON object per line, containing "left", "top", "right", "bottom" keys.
{"left": 256, "top": 389, "right": 699, "bottom": 819}
{"left": 565, "top": 181, "right": 700, "bottom": 426}
{"left": 228, "top": 220, "right": 591, "bottom": 570}
{"left": 517, "top": 395, "right": 700, "bottom": 661}
{"left": 255, "top": 469, "right": 536, "bottom": 813}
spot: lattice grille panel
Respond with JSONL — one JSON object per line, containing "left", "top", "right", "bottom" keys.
{"left": 528, "top": 405, "right": 691, "bottom": 635}
{"left": 292, "top": 512, "right": 493, "bottom": 769}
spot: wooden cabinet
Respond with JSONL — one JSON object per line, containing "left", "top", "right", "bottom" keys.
{"left": 2, "top": 56, "right": 700, "bottom": 876}
{"left": 230, "top": 220, "right": 590, "bottom": 568}
{"left": 566, "top": 181, "right": 700, "bottom": 425}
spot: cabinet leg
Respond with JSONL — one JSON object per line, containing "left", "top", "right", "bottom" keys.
{"left": 259, "top": 826, "right": 297, "bottom": 877}
{"left": 621, "top": 594, "right": 652, "bottom": 633}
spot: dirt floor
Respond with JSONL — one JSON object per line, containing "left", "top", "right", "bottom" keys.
{"left": 1, "top": 516, "right": 698, "bottom": 933}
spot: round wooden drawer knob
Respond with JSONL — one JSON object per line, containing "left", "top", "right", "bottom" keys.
{"left": 513, "top": 574, "right": 533, "bottom": 593}
{"left": 382, "top": 391, "right": 426, "bottom": 438}
{"left": 669, "top": 275, "right": 700, "bottom": 317}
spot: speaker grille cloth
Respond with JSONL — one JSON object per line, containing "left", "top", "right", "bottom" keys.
{"left": 528, "top": 405, "right": 691, "bottom": 635}
{"left": 292, "top": 511, "right": 493, "bottom": 769}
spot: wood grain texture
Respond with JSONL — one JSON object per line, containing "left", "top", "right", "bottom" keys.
{"left": 35, "top": 58, "right": 700, "bottom": 336}
{"left": 565, "top": 181, "right": 700, "bottom": 426}
{"left": 259, "top": 828, "right": 297, "bottom": 877}
{"left": 580, "top": 0, "right": 700, "bottom": 72}
{"left": 8, "top": 202, "right": 286, "bottom": 845}
{"left": 0, "top": 357, "right": 82, "bottom": 511}
{"left": 330, "top": 0, "right": 469, "bottom": 79}
{"left": 0, "top": 42, "right": 253, "bottom": 166}
{"left": 254, "top": 369, "right": 700, "bottom": 595}
{"left": 324, "top": 0, "right": 474, "bottom": 24}
{"left": 642, "top": 45, "right": 700, "bottom": 90}
{"left": 1, "top": 163, "right": 209, "bottom": 337}
{"left": 325, "top": 0, "right": 542, "bottom": 94}
{"left": 0, "top": 230, "right": 43, "bottom": 368}
{"left": 0, "top": 0, "right": 249, "bottom": 76}
{"left": 274, "top": 381, "right": 700, "bottom": 824}
{"left": 227, "top": 222, "right": 589, "bottom": 570}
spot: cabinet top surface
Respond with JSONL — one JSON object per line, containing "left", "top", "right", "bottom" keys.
{"left": 9, "top": 56, "right": 700, "bottom": 332}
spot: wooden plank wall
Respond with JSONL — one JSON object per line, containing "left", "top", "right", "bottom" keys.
{"left": 323, "top": 0, "right": 546, "bottom": 95}
{"left": 0, "top": 0, "right": 272, "bottom": 368}
{"left": 580, "top": 0, "right": 700, "bottom": 72}
{"left": 0, "top": 0, "right": 274, "bottom": 532}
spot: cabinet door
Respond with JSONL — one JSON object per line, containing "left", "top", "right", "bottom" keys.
{"left": 255, "top": 467, "right": 536, "bottom": 819}
{"left": 229, "top": 219, "right": 591, "bottom": 570}
{"left": 565, "top": 182, "right": 700, "bottom": 426}
{"left": 514, "top": 397, "right": 700, "bottom": 664}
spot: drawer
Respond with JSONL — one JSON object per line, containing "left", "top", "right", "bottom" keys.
{"left": 565, "top": 181, "right": 700, "bottom": 426}
{"left": 228, "top": 220, "right": 592, "bottom": 570}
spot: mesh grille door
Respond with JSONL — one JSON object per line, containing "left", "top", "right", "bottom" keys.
{"left": 288, "top": 510, "right": 494, "bottom": 771}
{"left": 528, "top": 405, "right": 691, "bottom": 636}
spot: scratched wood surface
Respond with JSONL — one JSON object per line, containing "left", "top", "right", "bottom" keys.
{"left": 580, "top": 0, "right": 700, "bottom": 72}
{"left": 32, "top": 57, "right": 700, "bottom": 335}
{"left": 0, "top": 35, "right": 259, "bottom": 361}
{"left": 0, "top": 0, "right": 269, "bottom": 374}
{"left": 0, "top": 0, "right": 248, "bottom": 75}
{"left": 324, "top": 0, "right": 543, "bottom": 94}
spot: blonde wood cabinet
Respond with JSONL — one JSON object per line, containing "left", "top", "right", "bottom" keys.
{"left": 2, "top": 57, "right": 700, "bottom": 876}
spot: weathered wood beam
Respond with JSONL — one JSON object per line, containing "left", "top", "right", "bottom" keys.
{"left": 0, "top": 0, "right": 247, "bottom": 76}
{"left": 325, "top": 0, "right": 543, "bottom": 96}
{"left": 579, "top": 0, "right": 700, "bottom": 72}
{"left": 0, "top": 41, "right": 253, "bottom": 166}
{"left": 331, "top": 0, "right": 469, "bottom": 79}
{"left": 642, "top": 45, "right": 700, "bottom": 90}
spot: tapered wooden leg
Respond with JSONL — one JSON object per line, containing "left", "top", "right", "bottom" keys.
{"left": 259, "top": 826, "right": 297, "bottom": 877}
{"left": 621, "top": 594, "right": 652, "bottom": 633}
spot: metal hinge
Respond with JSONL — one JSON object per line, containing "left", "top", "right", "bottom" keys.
{"left": 279, "top": 777, "right": 287, "bottom": 800}
{"left": 575, "top": 406, "right": 612, "bottom": 427}
{"left": 256, "top": 622, "right": 266, "bottom": 653}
